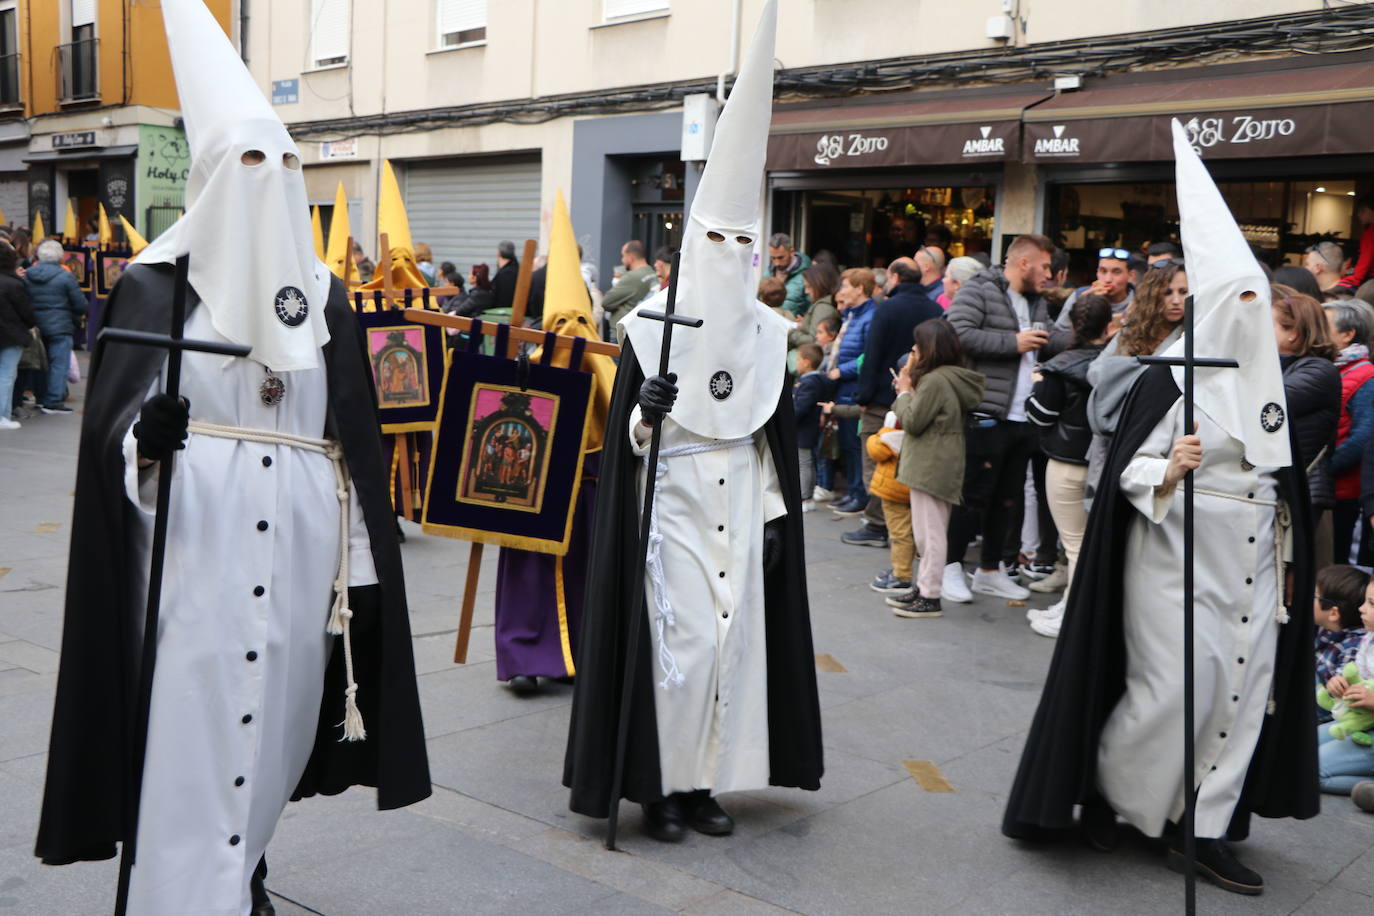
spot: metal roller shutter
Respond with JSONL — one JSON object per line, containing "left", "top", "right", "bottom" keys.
{"left": 402, "top": 157, "right": 542, "bottom": 274}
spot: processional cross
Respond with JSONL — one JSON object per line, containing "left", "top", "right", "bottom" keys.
{"left": 98, "top": 256, "right": 254, "bottom": 916}
{"left": 604, "top": 251, "right": 703, "bottom": 851}
{"left": 1136, "top": 295, "right": 1240, "bottom": 916}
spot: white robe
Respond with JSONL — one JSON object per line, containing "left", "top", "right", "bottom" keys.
{"left": 122, "top": 308, "right": 376, "bottom": 916}
{"left": 630, "top": 407, "right": 787, "bottom": 795}
{"left": 1097, "top": 398, "right": 1284, "bottom": 839}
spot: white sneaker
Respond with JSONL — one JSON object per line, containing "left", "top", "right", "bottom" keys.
{"left": 1030, "top": 611, "right": 1062, "bottom": 638}
{"left": 971, "top": 567, "right": 1030, "bottom": 600}
{"left": 942, "top": 562, "right": 972, "bottom": 603}
{"left": 801, "top": 499, "right": 816, "bottom": 513}
{"left": 1029, "top": 565, "right": 1068, "bottom": 593}
{"left": 0, "top": 417, "right": 19, "bottom": 430}
{"left": 1027, "top": 596, "right": 1066, "bottom": 623}
{"left": 813, "top": 486, "right": 836, "bottom": 503}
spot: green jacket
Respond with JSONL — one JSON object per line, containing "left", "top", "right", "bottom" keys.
{"left": 604, "top": 264, "right": 660, "bottom": 326}
{"left": 892, "top": 365, "right": 986, "bottom": 503}
{"left": 777, "top": 252, "right": 812, "bottom": 317}
{"left": 788, "top": 294, "right": 839, "bottom": 350}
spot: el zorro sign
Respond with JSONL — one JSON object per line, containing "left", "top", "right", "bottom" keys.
{"left": 765, "top": 121, "right": 1020, "bottom": 170}
{"left": 1023, "top": 101, "right": 1374, "bottom": 162}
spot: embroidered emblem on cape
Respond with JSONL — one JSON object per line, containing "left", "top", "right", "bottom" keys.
{"left": 260, "top": 373, "right": 286, "bottom": 407}
{"left": 274, "top": 286, "right": 308, "bottom": 327}
{"left": 709, "top": 370, "right": 733, "bottom": 401}
{"left": 1260, "top": 402, "right": 1285, "bottom": 433}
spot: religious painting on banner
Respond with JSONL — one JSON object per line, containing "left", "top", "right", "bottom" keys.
{"left": 423, "top": 324, "right": 593, "bottom": 556}
{"left": 62, "top": 246, "right": 93, "bottom": 292}
{"left": 354, "top": 309, "right": 445, "bottom": 434}
{"left": 94, "top": 250, "right": 132, "bottom": 299}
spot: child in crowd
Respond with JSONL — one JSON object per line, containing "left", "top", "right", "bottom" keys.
{"left": 758, "top": 276, "right": 787, "bottom": 315}
{"left": 812, "top": 316, "right": 843, "bottom": 503}
{"left": 886, "top": 319, "right": 985, "bottom": 618}
{"left": 866, "top": 412, "right": 913, "bottom": 596}
{"left": 1315, "top": 564, "right": 1370, "bottom": 722}
{"left": 1318, "top": 571, "right": 1374, "bottom": 809}
{"left": 792, "top": 343, "right": 829, "bottom": 512}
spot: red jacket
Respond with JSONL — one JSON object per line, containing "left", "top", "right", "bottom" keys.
{"left": 1336, "top": 357, "right": 1374, "bottom": 499}
{"left": 1339, "top": 223, "right": 1374, "bottom": 290}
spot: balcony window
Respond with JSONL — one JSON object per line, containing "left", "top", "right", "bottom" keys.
{"left": 438, "top": 0, "right": 486, "bottom": 48}
{"left": 0, "top": 6, "right": 18, "bottom": 109}
{"left": 309, "top": 0, "right": 349, "bottom": 68}
{"left": 58, "top": 33, "right": 99, "bottom": 103}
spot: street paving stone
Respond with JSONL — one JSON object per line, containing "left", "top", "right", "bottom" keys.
{"left": 2, "top": 368, "right": 1373, "bottom": 914}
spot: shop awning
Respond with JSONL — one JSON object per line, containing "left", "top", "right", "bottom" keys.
{"left": 23, "top": 144, "right": 138, "bottom": 163}
{"left": 1022, "top": 60, "right": 1374, "bottom": 163}
{"left": 767, "top": 89, "right": 1050, "bottom": 171}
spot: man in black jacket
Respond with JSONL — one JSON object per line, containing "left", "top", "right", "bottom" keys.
{"left": 492, "top": 239, "right": 520, "bottom": 312}
{"left": 842, "top": 258, "right": 942, "bottom": 549}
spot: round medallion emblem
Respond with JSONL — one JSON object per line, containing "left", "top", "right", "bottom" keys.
{"left": 259, "top": 374, "right": 286, "bottom": 407}
{"left": 1260, "top": 401, "right": 1285, "bottom": 433}
{"left": 709, "top": 370, "right": 733, "bottom": 401}
{"left": 274, "top": 286, "right": 309, "bottom": 327}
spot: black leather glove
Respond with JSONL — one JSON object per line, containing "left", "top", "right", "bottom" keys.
{"left": 762, "top": 521, "right": 784, "bottom": 574}
{"left": 133, "top": 394, "right": 190, "bottom": 462}
{"left": 638, "top": 372, "right": 678, "bottom": 425}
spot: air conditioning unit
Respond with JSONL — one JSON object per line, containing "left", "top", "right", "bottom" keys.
{"left": 681, "top": 93, "right": 719, "bottom": 162}
{"left": 986, "top": 15, "right": 1014, "bottom": 41}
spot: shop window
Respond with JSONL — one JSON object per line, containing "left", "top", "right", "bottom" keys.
{"left": 438, "top": 0, "right": 486, "bottom": 47}
{"left": 309, "top": 0, "right": 349, "bottom": 68}
{"left": 0, "top": 4, "right": 19, "bottom": 110}
{"left": 604, "top": 0, "right": 669, "bottom": 22}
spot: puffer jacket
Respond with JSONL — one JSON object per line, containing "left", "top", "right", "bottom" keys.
{"left": 1282, "top": 354, "right": 1341, "bottom": 510}
{"left": 945, "top": 266, "right": 1068, "bottom": 419}
{"left": 1025, "top": 345, "right": 1105, "bottom": 465}
{"left": 864, "top": 425, "right": 910, "bottom": 503}
{"left": 25, "top": 262, "right": 87, "bottom": 337}
{"left": 0, "top": 271, "right": 35, "bottom": 349}
{"left": 834, "top": 298, "right": 875, "bottom": 404}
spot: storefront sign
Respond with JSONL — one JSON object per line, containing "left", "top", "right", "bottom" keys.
{"left": 1024, "top": 101, "right": 1374, "bottom": 162}
{"left": 136, "top": 124, "right": 190, "bottom": 241}
{"left": 319, "top": 138, "right": 358, "bottom": 159}
{"left": 271, "top": 79, "right": 299, "bottom": 105}
{"left": 767, "top": 120, "right": 1019, "bottom": 171}
{"left": 52, "top": 131, "right": 97, "bottom": 150}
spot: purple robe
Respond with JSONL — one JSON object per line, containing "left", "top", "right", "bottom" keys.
{"left": 493, "top": 454, "right": 599, "bottom": 680}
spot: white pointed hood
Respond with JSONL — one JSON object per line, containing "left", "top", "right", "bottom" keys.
{"left": 620, "top": 0, "right": 788, "bottom": 440}
{"left": 1163, "top": 118, "right": 1290, "bottom": 468}
{"left": 137, "top": 0, "right": 330, "bottom": 371}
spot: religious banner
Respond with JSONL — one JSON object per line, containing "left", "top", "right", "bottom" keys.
{"left": 354, "top": 307, "right": 445, "bottom": 434}
{"left": 62, "top": 245, "right": 93, "bottom": 292}
{"left": 422, "top": 325, "right": 593, "bottom": 556}
{"left": 95, "top": 249, "right": 132, "bottom": 299}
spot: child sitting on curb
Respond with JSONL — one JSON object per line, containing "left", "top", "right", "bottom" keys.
{"left": 1318, "top": 572, "right": 1374, "bottom": 808}
{"left": 866, "top": 412, "right": 913, "bottom": 598}
{"left": 1315, "top": 564, "right": 1370, "bottom": 723}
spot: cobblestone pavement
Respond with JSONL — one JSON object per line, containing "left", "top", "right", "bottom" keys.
{"left": 2, "top": 367, "right": 1372, "bottom": 915}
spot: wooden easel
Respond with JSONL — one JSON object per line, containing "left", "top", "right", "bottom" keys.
{"left": 405, "top": 240, "right": 622, "bottom": 664}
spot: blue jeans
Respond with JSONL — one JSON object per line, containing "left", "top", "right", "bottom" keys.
{"left": 1317, "top": 722, "right": 1374, "bottom": 794}
{"left": 837, "top": 412, "right": 866, "bottom": 503}
{"left": 41, "top": 334, "right": 73, "bottom": 407}
{"left": 816, "top": 449, "right": 833, "bottom": 491}
{"left": 0, "top": 345, "right": 21, "bottom": 419}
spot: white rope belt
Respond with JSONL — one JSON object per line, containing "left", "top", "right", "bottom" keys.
{"left": 643, "top": 435, "right": 754, "bottom": 690}
{"left": 188, "top": 420, "right": 366, "bottom": 741}
{"left": 1195, "top": 486, "right": 1291, "bottom": 627}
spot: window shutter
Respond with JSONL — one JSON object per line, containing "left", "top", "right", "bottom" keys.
{"left": 603, "top": 0, "right": 669, "bottom": 20}
{"left": 437, "top": 0, "right": 486, "bottom": 37}
{"left": 309, "top": 0, "right": 349, "bottom": 66}
{"left": 71, "top": 0, "right": 96, "bottom": 28}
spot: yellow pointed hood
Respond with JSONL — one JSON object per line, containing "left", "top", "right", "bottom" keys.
{"left": 32, "top": 210, "right": 45, "bottom": 241}
{"left": 361, "top": 160, "right": 427, "bottom": 292}
{"left": 311, "top": 205, "right": 325, "bottom": 260}
{"left": 63, "top": 200, "right": 77, "bottom": 243}
{"left": 98, "top": 204, "right": 113, "bottom": 248}
{"left": 324, "top": 183, "right": 353, "bottom": 283}
{"left": 533, "top": 190, "right": 615, "bottom": 451}
{"left": 119, "top": 215, "right": 148, "bottom": 255}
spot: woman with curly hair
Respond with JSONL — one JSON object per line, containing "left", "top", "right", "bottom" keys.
{"left": 1082, "top": 261, "right": 1188, "bottom": 501}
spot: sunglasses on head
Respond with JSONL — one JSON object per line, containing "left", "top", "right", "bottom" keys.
{"left": 1316, "top": 596, "right": 1343, "bottom": 611}
{"left": 1098, "top": 247, "right": 1131, "bottom": 261}
{"left": 1149, "top": 258, "right": 1185, "bottom": 269}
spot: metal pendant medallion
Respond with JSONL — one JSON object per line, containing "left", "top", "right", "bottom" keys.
{"left": 260, "top": 373, "right": 286, "bottom": 407}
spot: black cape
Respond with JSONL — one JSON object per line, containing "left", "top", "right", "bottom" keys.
{"left": 36, "top": 264, "right": 432, "bottom": 866}
{"left": 1002, "top": 365, "right": 1318, "bottom": 842}
{"left": 563, "top": 340, "right": 824, "bottom": 816}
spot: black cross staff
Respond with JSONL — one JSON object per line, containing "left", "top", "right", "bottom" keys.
{"left": 99, "top": 255, "right": 253, "bottom": 916}
{"left": 1137, "top": 295, "right": 1239, "bottom": 916}
{"left": 604, "top": 251, "right": 702, "bottom": 851}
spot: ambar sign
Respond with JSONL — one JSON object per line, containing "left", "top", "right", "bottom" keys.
{"left": 961, "top": 126, "right": 1005, "bottom": 158}
{"left": 1032, "top": 125, "right": 1080, "bottom": 157}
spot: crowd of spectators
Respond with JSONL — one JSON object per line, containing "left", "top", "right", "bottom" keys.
{"left": 1, "top": 231, "right": 87, "bottom": 430}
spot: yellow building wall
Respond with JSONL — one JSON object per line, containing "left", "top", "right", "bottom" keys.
{"left": 20, "top": 0, "right": 233, "bottom": 115}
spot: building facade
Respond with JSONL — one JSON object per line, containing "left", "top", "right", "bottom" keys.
{"left": 238, "top": 1, "right": 1372, "bottom": 285}
{"left": 4, "top": 0, "right": 234, "bottom": 242}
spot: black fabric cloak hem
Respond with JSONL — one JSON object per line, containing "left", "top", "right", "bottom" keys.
{"left": 562, "top": 339, "right": 824, "bottom": 818}
{"left": 35, "top": 264, "right": 432, "bottom": 866}
{"left": 1001, "top": 364, "right": 1319, "bottom": 844}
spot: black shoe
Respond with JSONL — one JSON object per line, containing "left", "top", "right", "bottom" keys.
{"left": 679, "top": 790, "right": 734, "bottom": 836}
{"left": 832, "top": 498, "right": 865, "bottom": 517}
{"left": 841, "top": 526, "right": 888, "bottom": 548}
{"left": 641, "top": 797, "right": 688, "bottom": 843}
{"left": 251, "top": 857, "right": 275, "bottom": 915}
{"left": 1020, "top": 562, "right": 1056, "bottom": 581}
{"left": 1167, "top": 838, "right": 1263, "bottom": 896}
{"left": 869, "top": 570, "right": 913, "bottom": 594}
{"left": 1080, "top": 798, "right": 1118, "bottom": 852}
{"left": 40, "top": 404, "right": 73, "bottom": 414}
{"left": 508, "top": 675, "right": 539, "bottom": 695}
{"left": 891, "top": 596, "right": 942, "bottom": 618}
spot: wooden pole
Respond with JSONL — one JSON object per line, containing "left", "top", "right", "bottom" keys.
{"left": 453, "top": 543, "right": 482, "bottom": 664}
{"left": 403, "top": 309, "right": 620, "bottom": 358}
